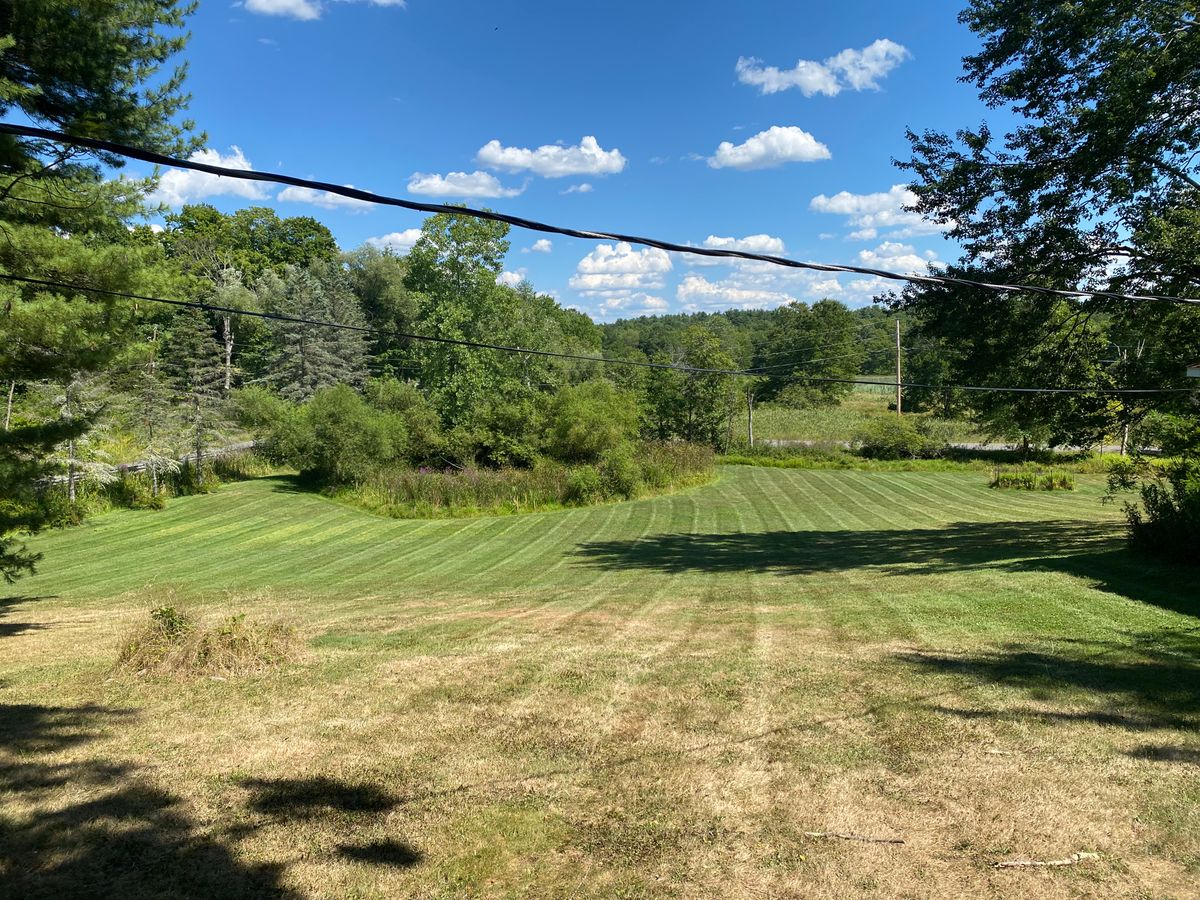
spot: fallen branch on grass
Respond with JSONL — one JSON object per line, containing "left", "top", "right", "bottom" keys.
{"left": 993, "top": 852, "right": 1099, "bottom": 869}
{"left": 804, "top": 831, "right": 905, "bottom": 845}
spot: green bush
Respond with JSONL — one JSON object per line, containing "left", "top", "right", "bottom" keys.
{"left": 110, "top": 472, "right": 168, "bottom": 510}
{"left": 344, "top": 441, "right": 715, "bottom": 518}
{"left": 170, "top": 461, "right": 222, "bottom": 495}
{"left": 599, "top": 446, "right": 641, "bottom": 499}
{"left": 989, "top": 468, "right": 1075, "bottom": 490}
{"left": 566, "top": 465, "right": 603, "bottom": 504}
{"left": 1124, "top": 460, "right": 1200, "bottom": 564}
{"left": 269, "top": 384, "right": 409, "bottom": 484}
{"left": 853, "top": 417, "right": 931, "bottom": 460}
{"left": 544, "top": 380, "right": 640, "bottom": 463}
{"left": 362, "top": 377, "right": 444, "bottom": 462}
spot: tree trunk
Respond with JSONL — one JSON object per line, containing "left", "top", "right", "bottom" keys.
{"left": 67, "top": 438, "right": 77, "bottom": 506}
{"left": 1120, "top": 420, "right": 1129, "bottom": 456}
{"left": 193, "top": 397, "right": 204, "bottom": 481}
{"left": 148, "top": 416, "right": 159, "bottom": 497}
{"left": 4, "top": 380, "right": 13, "bottom": 431}
{"left": 223, "top": 315, "right": 234, "bottom": 394}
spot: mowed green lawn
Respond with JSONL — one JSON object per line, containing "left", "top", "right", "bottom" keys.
{"left": 3, "top": 467, "right": 1198, "bottom": 898}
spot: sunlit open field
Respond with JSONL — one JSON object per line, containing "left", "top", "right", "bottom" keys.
{"left": 3, "top": 467, "right": 1197, "bottom": 898}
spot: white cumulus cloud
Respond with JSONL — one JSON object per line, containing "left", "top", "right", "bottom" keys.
{"left": 277, "top": 184, "right": 372, "bottom": 211}
{"left": 407, "top": 170, "right": 524, "bottom": 198}
{"left": 522, "top": 239, "right": 553, "bottom": 254}
{"left": 247, "top": 0, "right": 405, "bottom": 20}
{"left": 856, "top": 241, "right": 941, "bottom": 275}
{"left": 676, "top": 274, "right": 797, "bottom": 310}
{"left": 364, "top": 228, "right": 422, "bottom": 253}
{"left": 246, "top": 0, "right": 321, "bottom": 19}
{"left": 561, "top": 183, "right": 593, "bottom": 194}
{"left": 736, "top": 39, "right": 910, "bottom": 96}
{"left": 149, "top": 146, "right": 271, "bottom": 207}
{"left": 569, "top": 242, "right": 672, "bottom": 296}
{"left": 703, "top": 233, "right": 786, "bottom": 254}
{"left": 497, "top": 270, "right": 526, "bottom": 288}
{"left": 708, "top": 126, "right": 830, "bottom": 170}
{"left": 597, "top": 293, "right": 670, "bottom": 319}
{"left": 684, "top": 234, "right": 787, "bottom": 267}
{"left": 477, "top": 136, "right": 625, "bottom": 178}
{"left": 810, "top": 184, "right": 951, "bottom": 239}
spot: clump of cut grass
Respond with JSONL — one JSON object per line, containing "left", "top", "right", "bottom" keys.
{"left": 116, "top": 605, "right": 300, "bottom": 677}
{"left": 990, "top": 467, "right": 1075, "bottom": 491}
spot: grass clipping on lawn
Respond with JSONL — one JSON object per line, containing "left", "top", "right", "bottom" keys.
{"left": 116, "top": 605, "right": 300, "bottom": 678}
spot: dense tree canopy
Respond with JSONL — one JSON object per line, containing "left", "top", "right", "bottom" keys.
{"left": 895, "top": 0, "right": 1200, "bottom": 445}
{"left": 0, "top": 0, "right": 199, "bottom": 580}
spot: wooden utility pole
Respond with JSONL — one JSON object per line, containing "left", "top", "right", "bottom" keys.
{"left": 895, "top": 318, "right": 902, "bottom": 415}
{"left": 747, "top": 389, "right": 755, "bottom": 448}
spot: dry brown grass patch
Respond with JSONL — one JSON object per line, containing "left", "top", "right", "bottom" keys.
{"left": 115, "top": 604, "right": 301, "bottom": 678}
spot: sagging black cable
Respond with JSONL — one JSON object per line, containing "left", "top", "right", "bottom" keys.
{"left": 3, "top": 122, "right": 1198, "bottom": 308}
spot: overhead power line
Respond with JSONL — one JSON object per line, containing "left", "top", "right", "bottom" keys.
{"left": 0, "top": 273, "right": 748, "bottom": 376}
{"left": 4, "top": 122, "right": 1199, "bottom": 308}
{"left": 2, "top": 272, "right": 1193, "bottom": 396}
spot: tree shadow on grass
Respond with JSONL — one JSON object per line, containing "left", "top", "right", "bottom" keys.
{"left": 573, "top": 520, "right": 1198, "bottom": 618}
{"left": 0, "top": 704, "right": 296, "bottom": 900}
{"left": 898, "top": 627, "right": 1200, "bottom": 733}
{"left": 0, "top": 595, "right": 56, "bottom": 640}
{"left": 242, "top": 776, "right": 397, "bottom": 818}
{"left": 336, "top": 839, "right": 423, "bottom": 868}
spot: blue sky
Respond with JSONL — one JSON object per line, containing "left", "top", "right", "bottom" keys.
{"left": 144, "top": 0, "right": 1000, "bottom": 320}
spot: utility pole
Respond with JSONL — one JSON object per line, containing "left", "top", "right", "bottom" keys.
{"left": 747, "top": 388, "right": 755, "bottom": 448}
{"left": 895, "top": 318, "right": 902, "bottom": 415}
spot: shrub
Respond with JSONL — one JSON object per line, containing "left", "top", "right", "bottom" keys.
{"left": 599, "top": 446, "right": 641, "bottom": 499}
{"left": 362, "top": 377, "right": 443, "bottom": 462}
{"left": 1121, "top": 460, "right": 1200, "bottom": 564}
{"left": 915, "top": 417, "right": 958, "bottom": 456}
{"left": 544, "top": 381, "right": 640, "bottom": 463}
{"left": 117, "top": 605, "right": 299, "bottom": 677}
{"left": 343, "top": 441, "right": 714, "bottom": 518}
{"left": 110, "top": 472, "right": 167, "bottom": 510}
{"left": 566, "top": 465, "right": 603, "bottom": 504}
{"left": 1132, "top": 412, "right": 1200, "bottom": 457}
{"left": 636, "top": 441, "right": 715, "bottom": 489}
{"left": 853, "top": 417, "right": 930, "bottom": 460}
{"left": 269, "top": 384, "right": 409, "bottom": 484}
{"left": 989, "top": 467, "right": 1075, "bottom": 490}
{"left": 170, "top": 460, "right": 222, "bottom": 495}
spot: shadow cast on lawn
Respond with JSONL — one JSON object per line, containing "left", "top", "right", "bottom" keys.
{"left": 242, "top": 776, "right": 397, "bottom": 818}
{"left": 573, "top": 519, "right": 1197, "bottom": 618}
{"left": 1, "top": 706, "right": 428, "bottom": 896}
{"left": 900, "top": 626, "right": 1200, "bottom": 733}
{"left": 0, "top": 595, "right": 57, "bottom": 640}
{"left": 0, "top": 703, "right": 297, "bottom": 900}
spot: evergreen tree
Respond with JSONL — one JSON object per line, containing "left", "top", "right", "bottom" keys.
{"left": 0, "top": 0, "right": 197, "bottom": 579}
{"left": 260, "top": 264, "right": 368, "bottom": 402}
{"left": 164, "top": 307, "right": 225, "bottom": 480}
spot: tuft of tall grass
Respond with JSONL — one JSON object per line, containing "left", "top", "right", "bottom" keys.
{"left": 989, "top": 467, "right": 1076, "bottom": 491}
{"left": 341, "top": 442, "right": 716, "bottom": 519}
{"left": 116, "top": 604, "right": 300, "bottom": 677}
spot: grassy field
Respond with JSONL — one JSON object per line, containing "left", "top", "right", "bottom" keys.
{"left": 3, "top": 467, "right": 1198, "bottom": 898}
{"left": 752, "top": 389, "right": 982, "bottom": 445}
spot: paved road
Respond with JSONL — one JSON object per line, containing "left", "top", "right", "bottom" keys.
{"left": 758, "top": 438, "right": 1132, "bottom": 454}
